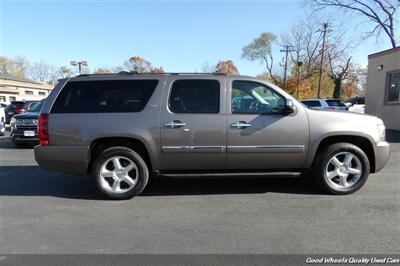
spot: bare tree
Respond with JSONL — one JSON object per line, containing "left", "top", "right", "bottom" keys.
{"left": 281, "top": 17, "right": 323, "bottom": 78}
{"left": 200, "top": 61, "right": 215, "bottom": 73}
{"left": 30, "top": 60, "right": 55, "bottom": 83}
{"left": 309, "top": 0, "right": 399, "bottom": 48}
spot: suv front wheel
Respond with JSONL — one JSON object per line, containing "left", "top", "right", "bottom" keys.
{"left": 312, "top": 143, "right": 370, "bottom": 195}
{"left": 93, "top": 147, "right": 149, "bottom": 200}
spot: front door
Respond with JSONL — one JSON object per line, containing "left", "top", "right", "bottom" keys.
{"left": 226, "top": 79, "right": 309, "bottom": 170}
{"left": 160, "top": 77, "right": 226, "bottom": 170}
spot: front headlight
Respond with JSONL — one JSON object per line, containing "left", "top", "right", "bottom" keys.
{"left": 10, "top": 117, "right": 16, "bottom": 125}
{"left": 377, "top": 124, "right": 386, "bottom": 141}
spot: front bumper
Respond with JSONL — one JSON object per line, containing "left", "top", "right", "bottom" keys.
{"left": 34, "top": 145, "right": 90, "bottom": 175}
{"left": 11, "top": 129, "right": 39, "bottom": 145}
{"left": 374, "top": 141, "right": 391, "bottom": 173}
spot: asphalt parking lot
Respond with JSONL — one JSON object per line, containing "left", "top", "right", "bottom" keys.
{"left": 0, "top": 130, "right": 399, "bottom": 254}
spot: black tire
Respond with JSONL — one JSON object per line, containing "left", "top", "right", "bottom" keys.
{"left": 312, "top": 142, "right": 370, "bottom": 195}
{"left": 13, "top": 142, "right": 26, "bottom": 148}
{"left": 92, "top": 146, "right": 149, "bottom": 200}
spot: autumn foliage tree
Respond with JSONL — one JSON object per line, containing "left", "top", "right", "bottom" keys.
{"left": 215, "top": 60, "right": 239, "bottom": 75}
{"left": 124, "top": 56, "right": 165, "bottom": 73}
{"left": 94, "top": 68, "right": 111, "bottom": 74}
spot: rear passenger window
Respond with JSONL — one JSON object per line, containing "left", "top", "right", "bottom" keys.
{"left": 169, "top": 79, "right": 220, "bottom": 113}
{"left": 51, "top": 80, "right": 158, "bottom": 113}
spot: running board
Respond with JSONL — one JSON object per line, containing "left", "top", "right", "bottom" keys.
{"left": 157, "top": 172, "right": 301, "bottom": 178}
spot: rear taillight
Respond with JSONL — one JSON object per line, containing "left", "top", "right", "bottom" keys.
{"left": 15, "top": 108, "right": 27, "bottom": 113}
{"left": 38, "top": 113, "right": 49, "bottom": 145}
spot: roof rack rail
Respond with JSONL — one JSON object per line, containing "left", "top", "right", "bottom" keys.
{"left": 75, "top": 72, "right": 231, "bottom": 78}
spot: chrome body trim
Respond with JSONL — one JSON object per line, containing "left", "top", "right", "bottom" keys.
{"left": 162, "top": 146, "right": 225, "bottom": 153}
{"left": 227, "top": 145, "right": 305, "bottom": 153}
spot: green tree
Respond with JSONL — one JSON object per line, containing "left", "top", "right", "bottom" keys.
{"left": 242, "top": 32, "right": 278, "bottom": 84}
{"left": 0, "top": 56, "right": 28, "bottom": 77}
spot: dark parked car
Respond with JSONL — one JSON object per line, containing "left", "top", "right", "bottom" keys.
{"left": 4, "top": 100, "right": 39, "bottom": 124}
{"left": 10, "top": 100, "right": 44, "bottom": 147}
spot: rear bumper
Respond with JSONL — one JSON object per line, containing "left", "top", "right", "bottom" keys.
{"left": 34, "top": 145, "right": 90, "bottom": 175}
{"left": 374, "top": 141, "right": 391, "bottom": 173}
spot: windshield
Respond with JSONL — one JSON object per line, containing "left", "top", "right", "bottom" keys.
{"left": 29, "top": 100, "right": 45, "bottom": 112}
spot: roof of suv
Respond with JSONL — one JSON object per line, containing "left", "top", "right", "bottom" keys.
{"left": 69, "top": 72, "right": 253, "bottom": 81}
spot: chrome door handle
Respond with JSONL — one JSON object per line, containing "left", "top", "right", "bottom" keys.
{"left": 164, "top": 120, "right": 186, "bottom": 128}
{"left": 231, "top": 121, "right": 251, "bottom": 129}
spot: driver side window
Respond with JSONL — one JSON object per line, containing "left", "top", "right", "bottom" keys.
{"left": 231, "top": 80, "right": 285, "bottom": 114}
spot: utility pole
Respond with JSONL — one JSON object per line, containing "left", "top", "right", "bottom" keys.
{"left": 296, "top": 60, "right": 303, "bottom": 99}
{"left": 317, "top": 23, "right": 329, "bottom": 98}
{"left": 280, "top": 45, "right": 295, "bottom": 87}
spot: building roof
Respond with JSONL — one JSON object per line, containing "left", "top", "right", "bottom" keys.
{"left": 368, "top": 46, "right": 400, "bottom": 59}
{"left": 0, "top": 75, "right": 43, "bottom": 85}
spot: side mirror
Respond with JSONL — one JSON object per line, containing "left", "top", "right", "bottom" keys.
{"left": 343, "top": 102, "right": 352, "bottom": 108}
{"left": 285, "top": 99, "right": 295, "bottom": 114}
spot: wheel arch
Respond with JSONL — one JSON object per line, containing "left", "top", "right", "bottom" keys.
{"left": 88, "top": 136, "right": 154, "bottom": 174}
{"left": 309, "top": 134, "right": 376, "bottom": 173}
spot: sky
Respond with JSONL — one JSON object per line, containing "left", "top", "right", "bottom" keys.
{"left": 0, "top": 0, "right": 394, "bottom": 76}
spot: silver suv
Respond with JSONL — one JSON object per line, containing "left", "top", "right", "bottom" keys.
{"left": 34, "top": 73, "right": 390, "bottom": 199}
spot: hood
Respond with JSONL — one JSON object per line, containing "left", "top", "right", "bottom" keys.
{"left": 13, "top": 111, "right": 40, "bottom": 119}
{"left": 306, "top": 108, "right": 383, "bottom": 124}
{"left": 305, "top": 108, "right": 384, "bottom": 144}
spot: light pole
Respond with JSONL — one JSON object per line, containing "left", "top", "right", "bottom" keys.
{"left": 70, "top": 60, "right": 88, "bottom": 74}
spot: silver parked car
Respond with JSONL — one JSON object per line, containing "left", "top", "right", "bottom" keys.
{"left": 34, "top": 73, "right": 390, "bottom": 199}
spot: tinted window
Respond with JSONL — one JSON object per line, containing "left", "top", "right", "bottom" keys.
{"left": 23, "top": 101, "right": 39, "bottom": 110}
{"left": 326, "top": 100, "right": 346, "bottom": 107}
{"left": 30, "top": 100, "right": 45, "bottom": 112}
{"left": 387, "top": 71, "right": 400, "bottom": 103}
{"left": 232, "top": 81, "right": 285, "bottom": 114}
{"left": 5, "top": 102, "right": 24, "bottom": 111}
{"left": 169, "top": 80, "right": 220, "bottom": 113}
{"left": 302, "top": 100, "right": 321, "bottom": 107}
{"left": 52, "top": 80, "right": 158, "bottom": 113}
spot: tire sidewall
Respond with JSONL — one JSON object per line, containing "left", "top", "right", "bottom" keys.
{"left": 314, "top": 143, "right": 370, "bottom": 195}
{"left": 93, "top": 147, "right": 149, "bottom": 200}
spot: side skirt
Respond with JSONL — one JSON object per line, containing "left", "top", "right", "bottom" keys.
{"left": 154, "top": 170, "right": 302, "bottom": 178}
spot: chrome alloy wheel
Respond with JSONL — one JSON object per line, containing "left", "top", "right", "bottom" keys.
{"left": 99, "top": 156, "right": 138, "bottom": 193}
{"left": 325, "top": 152, "right": 363, "bottom": 190}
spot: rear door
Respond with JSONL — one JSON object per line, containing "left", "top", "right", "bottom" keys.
{"left": 226, "top": 78, "right": 309, "bottom": 170}
{"left": 160, "top": 77, "right": 226, "bottom": 170}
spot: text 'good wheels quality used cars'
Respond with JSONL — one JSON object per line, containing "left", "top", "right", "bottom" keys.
{"left": 34, "top": 72, "right": 390, "bottom": 200}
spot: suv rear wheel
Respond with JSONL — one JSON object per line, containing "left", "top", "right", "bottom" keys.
{"left": 312, "top": 142, "right": 370, "bottom": 195}
{"left": 93, "top": 147, "right": 149, "bottom": 200}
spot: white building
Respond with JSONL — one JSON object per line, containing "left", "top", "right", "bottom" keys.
{"left": 0, "top": 75, "right": 53, "bottom": 104}
{"left": 365, "top": 47, "right": 400, "bottom": 130}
